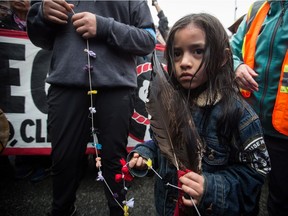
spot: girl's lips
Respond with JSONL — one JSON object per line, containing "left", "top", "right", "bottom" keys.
{"left": 180, "top": 73, "right": 195, "bottom": 81}
{"left": 180, "top": 72, "right": 194, "bottom": 77}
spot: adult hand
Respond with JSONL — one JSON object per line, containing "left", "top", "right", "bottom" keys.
{"left": 128, "top": 152, "right": 148, "bottom": 170}
{"left": 42, "top": 0, "right": 74, "bottom": 24}
{"left": 235, "top": 64, "right": 259, "bottom": 92}
{"left": 72, "top": 12, "right": 97, "bottom": 39}
{"left": 179, "top": 171, "right": 204, "bottom": 206}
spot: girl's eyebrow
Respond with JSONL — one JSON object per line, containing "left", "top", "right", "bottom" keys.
{"left": 174, "top": 43, "right": 205, "bottom": 49}
{"left": 189, "top": 42, "right": 205, "bottom": 48}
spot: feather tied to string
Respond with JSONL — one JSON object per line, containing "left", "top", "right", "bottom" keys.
{"left": 146, "top": 51, "right": 204, "bottom": 173}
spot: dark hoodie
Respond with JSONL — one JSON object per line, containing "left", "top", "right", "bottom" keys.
{"left": 27, "top": 0, "right": 156, "bottom": 88}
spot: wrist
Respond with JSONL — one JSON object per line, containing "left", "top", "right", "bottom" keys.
{"left": 152, "top": 0, "right": 158, "bottom": 6}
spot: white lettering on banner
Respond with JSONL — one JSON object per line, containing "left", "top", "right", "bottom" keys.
{"left": 0, "top": 31, "right": 53, "bottom": 154}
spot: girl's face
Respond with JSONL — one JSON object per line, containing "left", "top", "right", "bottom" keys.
{"left": 173, "top": 23, "right": 207, "bottom": 89}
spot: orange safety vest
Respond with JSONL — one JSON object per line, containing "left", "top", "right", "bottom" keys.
{"left": 241, "top": 1, "right": 270, "bottom": 98}
{"left": 242, "top": 1, "right": 288, "bottom": 136}
{"left": 273, "top": 52, "right": 288, "bottom": 136}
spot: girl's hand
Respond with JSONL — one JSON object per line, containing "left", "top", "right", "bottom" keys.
{"left": 72, "top": 12, "right": 97, "bottom": 39}
{"left": 128, "top": 153, "right": 148, "bottom": 170}
{"left": 42, "top": 0, "right": 74, "bottom": 24}
{"left": 235, "top": 64, "right": 259, "bottom": 92}
{"left": 179, "top": 171, "right": 204, "bottom": 206}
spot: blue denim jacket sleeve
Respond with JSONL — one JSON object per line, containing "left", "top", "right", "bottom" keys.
{"left": 200, "top": 165, "right": 265, "bottom": 215}
{"left": 197, "top": 101, "right": 270, "bottom": 215}
{"left": 127, "top": 140, "right": 158, "bottom": 177}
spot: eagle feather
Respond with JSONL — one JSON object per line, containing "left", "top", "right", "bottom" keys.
{"left": 146, "top": 52, "right": 203, "bottom": 173}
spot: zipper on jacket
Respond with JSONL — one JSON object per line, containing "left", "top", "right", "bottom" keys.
{"left": 259, "top": 3, "right": 285, "bottom": 121}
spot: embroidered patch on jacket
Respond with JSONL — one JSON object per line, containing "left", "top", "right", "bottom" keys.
{"left": 239, "top": 136, "right": 270, "bottom": 175}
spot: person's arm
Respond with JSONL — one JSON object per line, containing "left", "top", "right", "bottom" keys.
{"left": 230, "top": 16, "right": 258, "bottom": 92}
{"left": 157, "top": 11, "right": 169, "bottom": 40}
{"left": 152, "top": 0, "right": 161, "bottom": 14}
{"left": 230, "top": 15, "right": 247, "bottom": 70}
{"left": 94, "top": 1, "right": 156, "bottom": 56}
{"left": 152, "top": 0, "right": 169, "bottom": 40}
{"left": 27, "top": 0, "right": 73, "bottom": 50}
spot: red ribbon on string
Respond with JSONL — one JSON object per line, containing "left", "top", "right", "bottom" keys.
{"left": 115, "top": 158, "right": 134, "bottom": 183}
{"left": 174, "top": 169, "right": 191, "bottom": 216}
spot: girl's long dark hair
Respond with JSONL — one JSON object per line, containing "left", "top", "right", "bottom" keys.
{"left": 165, "top": 13, "right": 243, "bottom": 148}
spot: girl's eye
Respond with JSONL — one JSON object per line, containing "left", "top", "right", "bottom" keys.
{"left": 174, "top": 50, "right": 182, "bottom": 59}
{"left": 194, "top": 49, "right": 204, "bottom": 55}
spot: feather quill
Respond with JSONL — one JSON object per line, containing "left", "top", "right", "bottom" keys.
{"left": 146, "top": 52, "right": 204, "bottom": 173}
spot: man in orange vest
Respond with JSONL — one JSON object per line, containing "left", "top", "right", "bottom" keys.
{"left": 230, "top": 1, "right": 288, "bottom": 215}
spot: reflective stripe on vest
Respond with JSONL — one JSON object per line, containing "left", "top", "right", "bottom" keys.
{"left": 272, "top": 51, "right": 288, "bottom": 136}
{"left": 242, "top": 1, "right": 288, "bottom": 136}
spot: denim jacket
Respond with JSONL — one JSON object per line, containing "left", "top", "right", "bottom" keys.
{"left": 128, "top": 95, "right": 271, "bottom": 216}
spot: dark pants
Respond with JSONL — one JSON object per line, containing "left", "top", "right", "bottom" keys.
{"left": 265, "top": 136, "right": 288, "bottom": 216}
{"left": 48, "top": 85, "right": 135, "bottom": 216}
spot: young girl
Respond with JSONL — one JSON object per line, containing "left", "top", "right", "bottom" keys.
{"left": 128, "top": 13, "right": 271, "bottom": 216}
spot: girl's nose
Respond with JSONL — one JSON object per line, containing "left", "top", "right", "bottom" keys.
{"left": 180, "top": 53, "right": 192, "bottom": 69}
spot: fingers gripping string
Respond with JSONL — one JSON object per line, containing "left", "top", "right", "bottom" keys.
{"left": 144, "top": 159, "right": 201, "bottom": 216}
